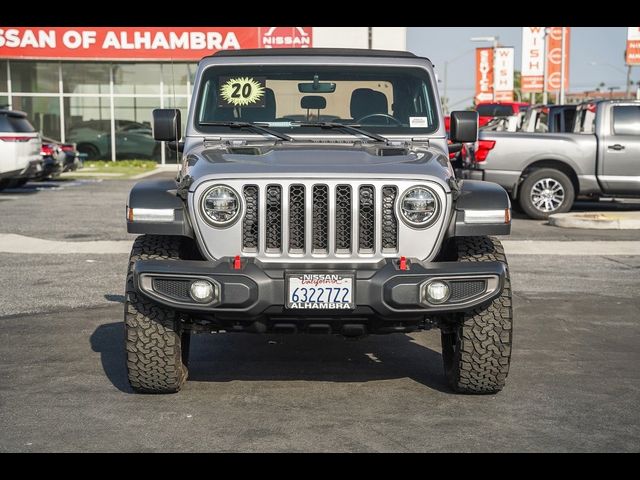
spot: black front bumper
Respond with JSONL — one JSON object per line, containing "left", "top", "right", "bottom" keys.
{"left": 134, "top": 257, "right": 506, "bottom": 319}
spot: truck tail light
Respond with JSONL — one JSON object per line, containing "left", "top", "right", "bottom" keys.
{"left": 475, "top": 140, "right": 496, "bottom": 163}
{"left": 41, "top": 144, "right": 54, "bottom": 156}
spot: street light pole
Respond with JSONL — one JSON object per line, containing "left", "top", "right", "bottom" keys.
{"left": 442, "top": 48, "right": 474, "bottom": 114}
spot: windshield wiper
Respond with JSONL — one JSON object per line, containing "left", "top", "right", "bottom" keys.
{"left": 295, "top": 122, "right": 389, "bottom": 143}
{"left": 199, "top": 121, "right": 293, "bottom": 142}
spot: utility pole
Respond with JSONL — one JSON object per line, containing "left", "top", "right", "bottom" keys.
{"left": 542, "top": 28, "right": 549, "bottom": 104}
{"left": 560, "top": 27, "right": 566, "bottom": 104}
{"left": 626, "top": 64, "right": 632, "bottom": 97}
{"left": 443, "top": 61, "right": 448, "bottom": 114}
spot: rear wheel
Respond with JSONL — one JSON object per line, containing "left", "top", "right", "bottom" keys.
{"left": 518, "top": 168, "right": 575, "bottom": 220}
{"left": 441, "top": 236, "right": 513, "bottom": 394}
{"left": 124, "top": 234, "right": 189, "bottom": 393}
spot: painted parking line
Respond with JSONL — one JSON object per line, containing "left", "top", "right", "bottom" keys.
{"left": 0, "top": 234, "right": 638, "bottom": 256}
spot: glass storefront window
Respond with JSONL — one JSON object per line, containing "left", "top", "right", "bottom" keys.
{"left": 4, "top": 60, "right": 193, "bottom": 162}
{"left": 65, "top": 97, "right": 111, "bottom": 160}
{"left": 0, "top": 61, "right": 8, "bottom": 92}
{"left": 11, "top": 61, "right": 59, "bottom": 93}
{"left": 161, "top": 63, "right": 196, "bottom": 96}
{"left": 12, "top": 95, "right": 61, "bottom": 140}
{"left": 114, "top": 97, "right": 162, "bottom": 161}
{"left": 112, "top": 63, "right": 162, "bottom": 94}
{"left": 62, "top": 62, "right": 110, "bottom": 94}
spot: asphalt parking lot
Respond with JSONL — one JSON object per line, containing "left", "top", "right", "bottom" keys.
{"left": 1, "top": 174, "right": 639, "bottom": 452}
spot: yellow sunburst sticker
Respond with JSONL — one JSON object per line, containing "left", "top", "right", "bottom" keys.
{"left": 219, "top": 77, "right": 266, "bottom": 107}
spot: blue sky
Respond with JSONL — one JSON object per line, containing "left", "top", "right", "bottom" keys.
{"left": 407, "top": 27, "right": 639, "bottom": 109}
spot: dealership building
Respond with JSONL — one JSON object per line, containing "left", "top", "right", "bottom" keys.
{"left": 0, "top": 27, "right": 406, "bottom": 163}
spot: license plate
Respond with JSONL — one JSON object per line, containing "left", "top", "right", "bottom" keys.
{"left": 286, "top": 273, "right": 355, "bottom": 310}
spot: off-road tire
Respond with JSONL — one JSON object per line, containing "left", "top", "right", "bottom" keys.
{"left": 125, "top": 234, "right": 189, "bottom": 393}
{"left": 441, "top": 236, "right": 513, "bottom": 394}
{"left": 518, "top": 168, "right": 575, "bottom": 220}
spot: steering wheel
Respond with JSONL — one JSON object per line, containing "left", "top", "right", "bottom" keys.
{"left": 355, "top": 113, "right": 402, "bottom": 126}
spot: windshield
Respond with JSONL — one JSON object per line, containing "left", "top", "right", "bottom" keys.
{"left": 195, "top": 65, "right": 439, "bottom": 136}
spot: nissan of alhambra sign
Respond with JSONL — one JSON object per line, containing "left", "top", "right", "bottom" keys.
{"left": 0, "top": 27, "right": 312, "bottom": 60}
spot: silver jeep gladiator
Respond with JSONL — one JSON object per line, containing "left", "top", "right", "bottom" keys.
{"left": 125, "top": 48, "right": 513, "bottom": 394}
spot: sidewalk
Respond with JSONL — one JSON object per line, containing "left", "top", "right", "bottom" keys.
{"left": 549, "top": 211, "right": 640, "bottom": 229}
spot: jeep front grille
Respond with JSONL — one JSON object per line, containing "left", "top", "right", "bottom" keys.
{"left": 240, "top": 183, "right": 398, "bottom": 257}
{"left": 194, "top": 178, "right": 449, "bottom": 264}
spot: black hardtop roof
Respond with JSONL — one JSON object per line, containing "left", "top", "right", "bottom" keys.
{"left": 211, "top": 48, "right": 424, "bottom": 60}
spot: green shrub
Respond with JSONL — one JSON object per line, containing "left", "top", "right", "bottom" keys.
{"left": 84, "top": 160, "right": 157, "bottom": 169}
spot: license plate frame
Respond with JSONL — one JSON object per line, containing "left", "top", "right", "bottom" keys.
{"left": 285, "top": 272, "right": 355, "bottom": 310}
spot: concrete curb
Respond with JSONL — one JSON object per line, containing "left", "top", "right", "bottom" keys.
{"left": 549, "top": 211, "right": 640, "bottom": 230}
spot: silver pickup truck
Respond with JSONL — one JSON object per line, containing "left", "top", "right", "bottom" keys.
{"left": 466, "top": 99, "right": 640, "bottom": 219}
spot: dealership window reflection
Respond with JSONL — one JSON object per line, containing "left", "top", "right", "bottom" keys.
{"left": 0, "top": 59, "right": 195, "bottom": 162}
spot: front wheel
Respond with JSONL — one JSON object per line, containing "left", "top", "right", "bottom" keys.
{"left": 518, "top": 168, "right": 575, "bottom": 220}
{"left": 124, "top": 235, "right": 189, "bottom": 393}
{"left": 441, "top": 236, "right": 513, "bottom": 394}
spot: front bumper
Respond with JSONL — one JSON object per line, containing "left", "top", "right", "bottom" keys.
{"left": 134, "top": 257, "right": 506, "bottom": 318}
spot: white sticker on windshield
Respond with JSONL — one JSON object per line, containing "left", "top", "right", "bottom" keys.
{"left": 410, "top": 117, "right": 429, "bottom": 128}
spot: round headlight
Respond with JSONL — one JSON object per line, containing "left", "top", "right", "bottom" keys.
{"left": 400, "top": 187, "right": 438, "bottom": 227}
{"left": 201, "top": 185, "right": 240, "bottom": 226}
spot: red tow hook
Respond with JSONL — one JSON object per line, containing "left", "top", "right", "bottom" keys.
{"left": 233, "top": 255, "right": 242, "bottom": 270}
{"left": 399, "top": 256, "right": 408, "bottom": 271}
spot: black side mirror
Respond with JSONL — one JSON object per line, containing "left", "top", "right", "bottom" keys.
{"left": 167, "top": 140, "right": 185, "bottom": 153}
{"left": 152, "top": 108, "right": 181, "bottom": 141}
{"left": 450, "top": 111, "right": 478, "bottom": 143}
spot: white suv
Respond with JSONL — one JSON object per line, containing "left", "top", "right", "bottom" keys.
{"left": 0, "top": 109, "right": 42, "bottom": 189}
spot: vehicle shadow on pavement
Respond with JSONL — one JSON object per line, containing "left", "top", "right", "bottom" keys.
{"left": 90, "top": 322, "right": 134, "bottom": 393}
{"left": 90, "top": 322, "right": 451, "bottom": 394}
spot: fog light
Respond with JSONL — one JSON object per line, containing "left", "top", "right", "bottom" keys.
{"left": 190, "top": 280, "right": 215, "bottom": 303}
{"left": 424, "top": 281, "right": 450, "bottom": 304}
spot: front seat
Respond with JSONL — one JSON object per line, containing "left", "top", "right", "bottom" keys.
{"left": 349, "top": 88, "right": 389, "bottom": 122}
{"left": 239, "top": 88, "right": 276, "bottom": 123}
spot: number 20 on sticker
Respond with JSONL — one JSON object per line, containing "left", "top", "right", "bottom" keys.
{"left": 219, "top": 76, "right": 266, "bottom": 107}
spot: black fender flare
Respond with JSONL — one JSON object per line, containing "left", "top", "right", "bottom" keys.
{"left": 126, "top": 179, "right": 194, "bottom": 238}
{"left": 451, "top": 180, "right": 511, "bottom": 236}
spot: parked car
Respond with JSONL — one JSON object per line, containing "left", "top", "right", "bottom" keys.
{"left": 0, "top": 109, "right": 42, "bottom": 190}
{"left": 520, "top": 104, "right": 577, "bottom": 133}
{"left": 124, "top": 48, "right": 513, "bottom": 395}
{"left": 39, "top": 137, "right": 65, "bottom": 179}
{"left": 464, "top": 99, "right": 640, "bottom": 219}
{"left": 67, "top": 120, "right": 160, "bottom": 160}
{"left": 475, "top": 101, "right": 530, "bottom": 128}
{"left": 41, "top": 136, "right": 82, "bottom": 173}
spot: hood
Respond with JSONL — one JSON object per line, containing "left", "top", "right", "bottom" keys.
{"left": 185, "top": 141, "right": 453, "bottom": 181}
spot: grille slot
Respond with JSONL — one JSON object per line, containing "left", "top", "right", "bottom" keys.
{"left": 242, "top": 185, "right": 259, "bottom": 252}
{"left": 449, "top": 280, "right": 486, "bottom": 302}
{"left": 381, "top": 186, "right": 398, "bottom": 251}
{"left": 335, "top": 185, "right": 352, "bottom": 253}
{"left": 289, "top": 184, "right": 305, "bottom": 253}
{"left": 312, "top": 185, "right": 329, "bottom": 253}
{"left": 153, "top": 278, "right": 191, "bottom": 301}
{"left": 359, "top": 185, "right": 375, "bottom": 252}
{"left": 266, "top": 185, "right": 282, "bottom": 252}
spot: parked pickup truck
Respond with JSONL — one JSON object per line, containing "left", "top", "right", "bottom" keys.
{"left": 465, "top": 99, "right": 640, "bottom": 219}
